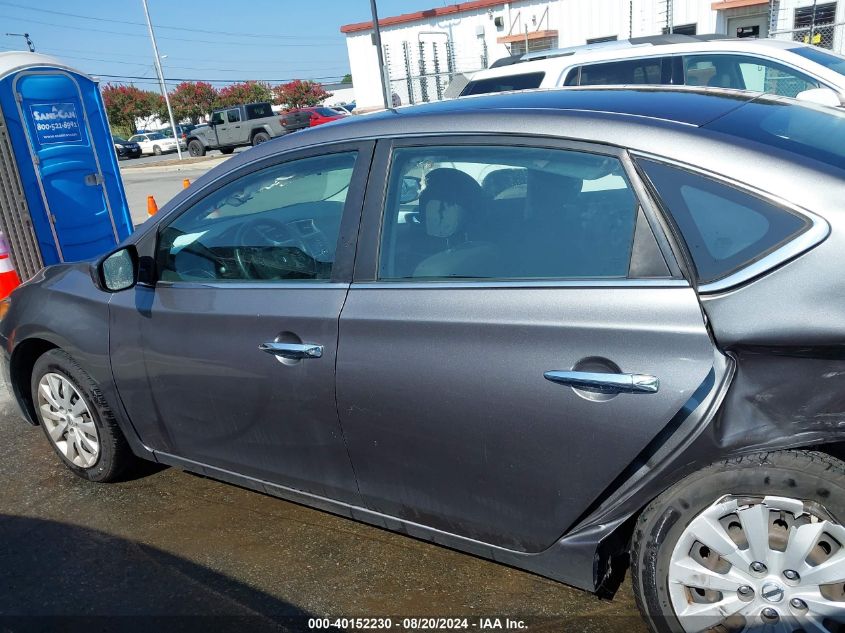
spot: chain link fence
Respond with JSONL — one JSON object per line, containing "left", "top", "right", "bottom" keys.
{"left": 383, "top": 38, "right": 488, "bottom": 106}
{"left": 769, "top": 2, "right": 844, "bottom": 54}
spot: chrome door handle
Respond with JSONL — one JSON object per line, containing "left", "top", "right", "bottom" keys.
{"left": 544, "top": 370, "right": 659, "bottom": 394}
{"left": 259, "top": 342, "right": 323, "bottom": 359}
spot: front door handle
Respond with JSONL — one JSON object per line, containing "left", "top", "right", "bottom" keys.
{"left": 544, "top": 370, "right": 659, "bottom": 394}
{"left": 259, "top": 342, "right": 323, "bottom": 360}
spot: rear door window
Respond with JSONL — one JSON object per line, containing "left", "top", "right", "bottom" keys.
{"left": 638, "top": 159, "right": 810, "bottom": 284}
{"left": 379, "top": 145, "right": 642, "bottom": 280}
{"left": 578, "top": 57, "right": 670, "bottom": 85}
{"left": 460, "top": 72, "right": 546, "bottom": 96}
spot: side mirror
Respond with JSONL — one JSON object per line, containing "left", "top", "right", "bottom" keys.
{"left": 91, "top": 246, "right": 138, "bottom": 292}
{"left": 796, "top": 87, "right": 842, "bottom": 108}
{"left": 399, "top": 176, "right": 421, "bottom": 204}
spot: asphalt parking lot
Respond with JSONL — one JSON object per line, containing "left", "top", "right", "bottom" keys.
{"left": 0, "top": 377, "right": 646, "bottom": 632}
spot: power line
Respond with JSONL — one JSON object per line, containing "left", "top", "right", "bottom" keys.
{"left": 96, "top": 73, "right": 347, "bottom": 84}
{"left": 47, "top": 51, "right": 349, "bottom": 75}
{"left": 0, "top": 13, "right": 345, "bottom": 47}
{"left": 0, "top": 0, "right": 342, "bottom": 40}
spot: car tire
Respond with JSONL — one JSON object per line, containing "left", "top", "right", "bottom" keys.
{"left": 252, "top": 132, "right": 270, "bottom": 146}
{"left": 630, "top": 450, "right": 845, "bottom": 633}
{"left": 31, "top": 349, "right": 136, "bottom": 483}
{"left": 220, "top": 147, "right": 235, "bottom": 154}
{"left": 153, "top": 145, "right": 162, "bottom": 156}
{"left": 188, "top": 140, "right": 205, "bottom": 157}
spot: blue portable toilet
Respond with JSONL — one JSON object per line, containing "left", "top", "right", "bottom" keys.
{"left": 0, "top": 51, "right": 133, "bottom": 279}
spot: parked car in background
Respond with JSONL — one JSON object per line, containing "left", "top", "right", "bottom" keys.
{"left": 8, "top": 87, "right": 845, "bottom": 633}
{"left": 112, "top": 135, "right": 141, "bottom": 160}
{"left": 187, "top": 102, "right": 285, "bottom": 157}
{"left": 328, "top": 106, "right": 351, "bottom": 117}
{"left": 127, "top": 132, "right": 184, "bottom": 156}
{"left": 339, "top": 101, "right": 356, "bottom": 113}
{"left": 161, "top": 124, "right": 198, "bottom": 141}
{"left": 461, "top": 34, "right": 845, "bottom": 106}
{"left": 281, "top": 106, "right": 344, "bottom": 132}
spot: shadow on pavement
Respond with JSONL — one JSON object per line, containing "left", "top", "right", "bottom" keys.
{"left": 0, "top": 514, "right": 323, "bottom": 632}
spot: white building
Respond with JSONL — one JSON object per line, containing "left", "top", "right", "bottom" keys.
{"left": 341, "top": 0, "right": 845, "bottom": 110}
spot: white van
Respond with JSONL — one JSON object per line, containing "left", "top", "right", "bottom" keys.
{"left": 460, "top": 35, "right": 845, "bottom": 105}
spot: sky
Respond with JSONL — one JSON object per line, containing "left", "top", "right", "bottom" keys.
{"left": 0, "top": 0, "right": 432, "bottom": 89}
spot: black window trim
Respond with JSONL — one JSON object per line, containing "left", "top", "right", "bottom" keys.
{"left": 352, "top": 134, "right": 685, "bottom": 288}
{"left": 142, "top": 139, "right": 376, "bottom": 288}
{"left": 630, "top": 150, "right": 830, "bottom": 294}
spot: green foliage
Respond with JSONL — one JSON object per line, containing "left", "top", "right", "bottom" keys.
{"left": 216, "top": 81, "right": 273, "bottom": 108}
{"left": 101, "top": 84, "right": 162, "bottom": 133}
{"left": 272, "top": 80, "right": 332, "bottom": 109}
{"left": 169, "top": 81, "right": 218, "bottom": 123}
{"left": 342, "top": 74, "right": 352, "bottom": 84}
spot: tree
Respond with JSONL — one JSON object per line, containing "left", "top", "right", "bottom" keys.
{"left": 168, "top": 81, "right": 218, "bottom": 123}
{"left": 216, "top": 81, "right": 272, "bottom": 107}
{"left": 342, "top": 73, "right": 352, "bottom": 84}
{"left": 101, "top": 84, "right": 161, "bottom": 136}
{"left": 272, "top": 80, "right": 332, "bottom": 109}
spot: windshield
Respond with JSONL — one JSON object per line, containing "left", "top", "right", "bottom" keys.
{"left": 315, "top": 107, "right": 339, "bottom": 117}
{"left": 791, "top": 45, "right": 845, "bottom": 76}
{"left": 113, "top": 136, "right": 127, "bottom": 143}
{"left": 706, "top": 97, "right": 845, "bottom": 173}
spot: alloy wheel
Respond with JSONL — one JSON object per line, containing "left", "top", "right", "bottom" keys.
{"left": 36, "top": 372, "right": 99, "bottom": 468}
{"left": 669, "top": 495, "right": 845, "bottom": 632}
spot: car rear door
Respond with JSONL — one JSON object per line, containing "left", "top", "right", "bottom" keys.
{"left": 109, "top": 141, "right": 373, "bottom": 503}
{"left": 335, "top": 136, "right": 717, "bottom": 552}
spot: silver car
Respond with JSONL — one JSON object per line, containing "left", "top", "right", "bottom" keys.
{"left": 4, "top": 86, "right": 845, "bottom": 632}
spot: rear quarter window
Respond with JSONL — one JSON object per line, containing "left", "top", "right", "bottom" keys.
{"left": 637, "top": 159, "right": 810, "bottom": 285}
{"left": 460, "top": 72, "right": 546, "bottom": 96}
{"left": 245, "top": 103, "right": 273, "bottom": 119}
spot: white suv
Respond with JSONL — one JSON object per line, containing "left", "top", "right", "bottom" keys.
{"left": 460, "top": 35, "right": 845, "bottom": 105}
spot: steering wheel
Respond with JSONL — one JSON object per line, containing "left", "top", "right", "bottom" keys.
{"left": 233, "top": 216, "right": 315, "bottom": 280}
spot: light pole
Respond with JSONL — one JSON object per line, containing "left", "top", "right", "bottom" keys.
{"left": 141, "top": 0, "right": 182, "bottom": 160}
{"left": 6, "top": 32, "right": 34, "bottom": 52}
{"left": 369, "top": 0, "right": 392, "bottom": 110}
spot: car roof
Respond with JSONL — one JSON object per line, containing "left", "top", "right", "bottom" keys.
{"left": 371, "top": 86, "right": 759, "bottom": 127}
{"left": 472, "top": 38, "right": 808, "bottom": 81}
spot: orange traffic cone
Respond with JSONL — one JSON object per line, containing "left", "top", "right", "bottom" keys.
{"left": 147, "top": 195, "right": 159, "bottom": 216}
{"left": 0, "top": 232, "right": 21, "bottom": 299}
{"left": 182, "top": 178, "right": 191, "bottom": 189}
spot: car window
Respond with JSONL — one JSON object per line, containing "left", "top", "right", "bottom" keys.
{"left": 148, "top": 133, "right": 164, "bottom": 140}
{"left": 638, "top": 159, "right": 810, "bottom": 284}
{"left": 460, "top": 72, "right": 546, "bottom": 96}
{"left": 378, "top": 145, "right": 638, "bottom": 280}
{"left": 211, "top": 112, "right": 225, "bottom": 125}
{"left": 683, "top": 54, "right": 820, "bottom": 97}
{"left": 156, "top": 152, "right": 357, "bottom": 283}
{"left": 226, "top": 109, "right": 241, "bottom": 123}
{"left": 244, "top": 103, "right": 272, "bottom": 119}
{"left": 127, "top": 136, "right": 140, "bottom": 142}
{"left": 578, "top": 57, "right": 669, "bottom": 85}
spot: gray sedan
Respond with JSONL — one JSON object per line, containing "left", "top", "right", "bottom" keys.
{"left": 4, "top": 86, "right": 845, "bottom": 632}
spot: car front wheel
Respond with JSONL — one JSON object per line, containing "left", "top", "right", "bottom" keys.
{"left": 631, "top": 450, "right": 845, "bottom": 633}
{"left": 31, "top": 349, "right": 136, "bottom": 482}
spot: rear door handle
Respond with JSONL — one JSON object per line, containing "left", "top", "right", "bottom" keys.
{"left": 544, "top": 370, "right": 659, "bottom": 394}
{"left": 259, "top": 342, "right": 323, "bottom": 360}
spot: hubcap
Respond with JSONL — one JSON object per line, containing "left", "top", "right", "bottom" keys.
{"left": 668, "top": 495, "right": 845, "bottom": 632}
{"left": 36, "top": 373, "right": 99, "bottom": 468}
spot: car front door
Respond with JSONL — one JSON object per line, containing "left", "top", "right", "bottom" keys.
{"left": 336, "top": 137, "right": 717, "bottom": 552}
{"left": 109, "top": 141, "right": 373, "bottom": 503}
{"left": 218, "top": 108, "right": 242, "bottom": 145}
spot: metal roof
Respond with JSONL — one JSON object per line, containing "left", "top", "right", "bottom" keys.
{"left": 0, "top": 51, "right": 81, "bottom": 81}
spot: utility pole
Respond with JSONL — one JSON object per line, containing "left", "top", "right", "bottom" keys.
{"left": 369, "top": 0, "right": 392, "bottom": 110}
{"left": 141, "top": 0, "right": 182, "bottom": 160}
{"left": 6, "top": 32, "right": 34, "bottom": 52}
